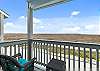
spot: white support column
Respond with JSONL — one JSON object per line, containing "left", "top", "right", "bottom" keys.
{"left": 0, "top": 14, "right": 4, "bottom": 41}
{"left": 27, "top": 0, "right": 33, "bottom": 60}
{"left": 27, "top": 0, "right": 33, "bottom": 39}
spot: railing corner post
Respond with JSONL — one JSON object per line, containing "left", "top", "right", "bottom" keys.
{"left": 27, "top": 39, "right": 33, "bottom": 60}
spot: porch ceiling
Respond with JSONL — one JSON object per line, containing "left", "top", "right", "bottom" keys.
{"left": 0, "top": 9, "right": 9, "bottom": 19}
{"left": 29, "top": 0, "right": 72, "bottom": 10}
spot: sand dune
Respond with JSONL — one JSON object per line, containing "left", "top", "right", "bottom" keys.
{"left": 4, "top": 33, "right": 100, "bottom": 43}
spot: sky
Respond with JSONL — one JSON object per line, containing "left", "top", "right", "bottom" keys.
{"left": 0, "top": 0, "right": 100, "bottom": 34}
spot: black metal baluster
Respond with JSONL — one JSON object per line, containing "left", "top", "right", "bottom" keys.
{"left": 56, "top": 44, "right": 58, "bottom": 59}
{"left": 84, "top": 48, "right": 86, "bottom": 71}
{"left": 90, "top": 48, "right": 92, "bottom": 71}
{"left": 53, "top": 44, "right": 54, "bottom": 59}
{"left": 60, "top": 45, "right": 62, "bottom": 60}
{"left": 49, "top": 44, "right": 51, "bottom": 60}
{"left": 10, "top": 46, "right": 12, "bottom": 56}
{"left": 5, "top": 47, "right": 7, "bottom": 55}
{"left": 18, "top": 45, "right": 20, "bottom": 53}
{"left": 14, "top": 45, "right": 16, "bottom": 55}
{"left": 68, "top": 46, "right": 70, "bottom": 71}
{"left": 22, "top": 44, "right": 24, "bottom": 58}
{"left": 44, "top": 43, "right": 46, "bottom": 64}
{"left": 38, "top": 43, "right": 40, "bottom": 62}
{"left": 33, "top": 42, "right": 35, "bottom": 58}
{"left": 46, "top": 43, "right": 48, "bottom": 63}
{"left": 64, "top": 45, "right": 66, "bottom": 62}
{"left": 96, "top": 49, "right": 99, "bottom": 71}
{"left": 25, "top": 43, "right": 27, "bottom": 59}
{"left": 36, "top": 42, "right": 37, "bottom": 61}
{"left": 41, "top": 43, "right": 42, "bottom": 64}
{"left": 73, "top": 46, "right": 75, "bottom": 71}
{"left": 78, "top": 47, "right": 80, "bottom": 71}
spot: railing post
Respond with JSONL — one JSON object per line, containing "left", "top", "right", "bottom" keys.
{"left": 28, "top": 39, "right": 32, "bottom": 60}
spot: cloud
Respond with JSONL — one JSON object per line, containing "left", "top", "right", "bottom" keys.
{"left": 4, "top": 22, "right": 26, "bottom": 33}
{"left": 35, "top": 16, "right": 99, "bottom": 34}
{"left": 85, "top": 24, "right": 97, "bottom": 30}
{"left": 18, "top": 16, "right": 25, "bottom": 19}
{"left": 4, "top": 16, "right": 99, "bottom": 34}
{"left": 84, "top": 24, "right": 99, "bottom": 34}
{"left": 4, "top": 22, "right": 15, "bottom": 28}
{"left": 18, "top": 16, "right": 41, "bottom": 24}
{"left": 71, "top": 11, "right": 80, "bottom": 16}
{"left": 40, "top": 25, "right": 45, "bottom": 29}
{"left": 4, "top": 16, "right": 41, "bottom": 33}
{"left": 62, "top": 26, "right": 81, "bottom": 33}
{"left": 33, "top": 17, "right": 41, "bottom": 24}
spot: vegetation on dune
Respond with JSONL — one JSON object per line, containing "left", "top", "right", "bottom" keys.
{"left": 45, "top": 46, "right": 100, "bottom": 61}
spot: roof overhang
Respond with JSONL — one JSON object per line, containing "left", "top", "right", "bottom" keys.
{"left": 0, "top": 9, "right": 9, "bottom": 19}
{"left": 28, "top": 0, "right": 72, "bottom": 10}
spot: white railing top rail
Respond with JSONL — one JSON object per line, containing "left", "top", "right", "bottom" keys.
{"left": 0, "top": 39, "right": 100, "bottom": 49}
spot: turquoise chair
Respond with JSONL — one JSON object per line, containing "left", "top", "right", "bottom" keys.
{"left": 0, "top": 53, "right": 36, "bottom": 71}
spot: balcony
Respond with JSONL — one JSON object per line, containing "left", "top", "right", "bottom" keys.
{"left": 0, "top": 39, "right": 100, "bottom": 71}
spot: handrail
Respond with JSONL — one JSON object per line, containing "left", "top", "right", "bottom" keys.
{"left": 0, "top": 40, "right": 28, "bottom": 47}
{"left": 33, "top": 39, "right": 100, "bottom": 49}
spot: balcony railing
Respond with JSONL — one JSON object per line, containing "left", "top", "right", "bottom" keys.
{"left": 0, "top": 39, "right": 100, "bottom": 71}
